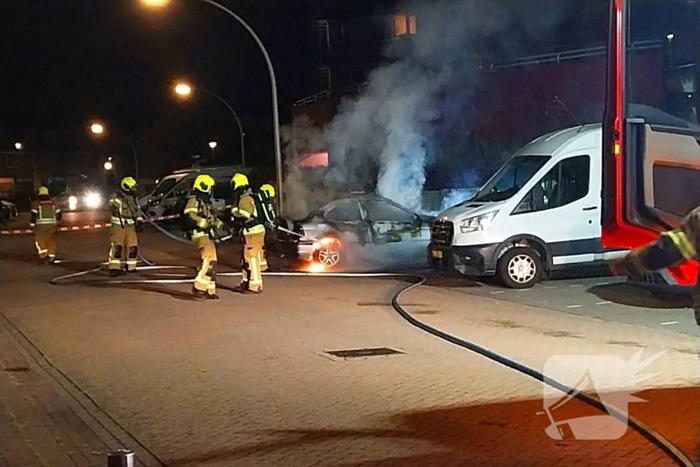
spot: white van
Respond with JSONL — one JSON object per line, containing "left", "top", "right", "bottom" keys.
{"left": 428, "top": 124, "right": 628, "bottom": 288}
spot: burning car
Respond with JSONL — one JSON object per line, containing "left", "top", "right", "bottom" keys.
{"left": 273, "top": 195, "right": 433, "bottom": 269}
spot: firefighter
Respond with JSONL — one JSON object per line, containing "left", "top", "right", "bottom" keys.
{"left": 184, "top": 174, "right": 224, "bottom": 300}
{"left": 257, "top": 183, "right": 277, "bottom": 271}
{"left": 108, "top": 177, "right": 142, "bottom": 276}
{"left": 609, "top": 206, "right": 700, "bottom": 325}
{"left": 231, "top": 173, "right": 266, "bottom": 293}
{"left": 30, "top": 186, "right": 62, "bottom": 263}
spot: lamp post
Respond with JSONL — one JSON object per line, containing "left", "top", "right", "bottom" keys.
{"left": 142, "top": 0, "right": 284, "bottom": 214}
{"left": 89, "top": 121, "right": 139, "bottom": 179}
{"left": 667, "top": 32, "right": 675, "bottom": 68}
{"left": 14, "top": 142, "right": 39, "bottom": 191}
{"left": 174, "top": 82, "right": 246, "bottom": 167}
{"left": 208, "top": 140, "right": 217, "bottom": 161}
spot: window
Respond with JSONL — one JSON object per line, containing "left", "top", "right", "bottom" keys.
{"left": 324, "top": 201, "right": 362, "bottom": 222}
{"left": 394, "top": 14, "right": 416, "bottom": 37}
{"left": 653, "top": 164, "right": 700, "bottom": 216}
{"left": 516, "top": 156, "right": 590, "bottom": 213}
{"left": 154, "top": 178, "right": 178, "bottom": 197}
{"left": 364, "top": 200, "right": 414, "bottom": 223}
{"left": 472, "top": 156, "right": 551, "bottom": 203}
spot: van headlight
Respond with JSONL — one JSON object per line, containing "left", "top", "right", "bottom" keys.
{"left": 68, "top": 196, "right": 78, "bottom": 211}
{"left": 460, "top": 211, "right": 498, "bottom": 233}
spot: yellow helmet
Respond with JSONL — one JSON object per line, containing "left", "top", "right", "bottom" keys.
{"left": 120, "top": 176, "right": 137, "bottom": 192}
{"left": 193, "top": 174, "right": 215, "bottom": 193}
{"left": 231, "top": 173, "right": 249, "bottom": 189}
{"left": 38, "top": 186, "right": 49, "bottom": 196}
{"left": 260, "top": 184, "right": 275, "bottom": 198}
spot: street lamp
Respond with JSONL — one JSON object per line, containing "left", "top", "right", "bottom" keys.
{"left": 208, "top": 140, "right": 217, "bottom": 161}
{"left": 104, "top": 160, "right": 114, "bottom": 171}
{"left": 88, "top": 121, "right": 139, "bottom": 179}
{"left": 173, "top": 81, "right": 246, "bottom": 167}
{"left": 14, "top": 141, "right": 38, "bottom": 191}
{"left": 144, "top": 0, "right": 284, "bottom": 214}
{"left": 667, "top": 32, "right": 675, "bottom": 67}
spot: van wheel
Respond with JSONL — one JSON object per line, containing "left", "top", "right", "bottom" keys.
{"left": 498, "top": 247, "right": 542, "bottom": 289}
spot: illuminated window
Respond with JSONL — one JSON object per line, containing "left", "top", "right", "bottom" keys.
{"left": 394, "top": 15, "right": 407, "bottom": 36}
{"left": 394, "top": 14, "right": 416, "bottom": 37}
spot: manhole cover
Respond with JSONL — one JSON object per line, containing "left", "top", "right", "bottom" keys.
{"left": 325, "top": 347, "right": 404, "bottom": 359}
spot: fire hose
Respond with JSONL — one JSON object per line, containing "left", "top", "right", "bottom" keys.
{"left": 44, "top": 262, "right": 694, "bottom": 467}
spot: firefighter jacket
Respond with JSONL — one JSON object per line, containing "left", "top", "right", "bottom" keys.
{"left": 30, "top": 196, "right": 62, "bottom": 227}
{"left": 231, "top": 189, "right": 266, "bottom": 236}
{"left": 109, "top": 192, "right": 141, "bottom": 227}
{"left": 184, "top": 194, "right": 221, "bottom": 240}
{"left": 621, "top": 206, "right": 700, "bottom": 274}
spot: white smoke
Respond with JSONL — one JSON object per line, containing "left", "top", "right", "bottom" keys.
{"left": 284, "top": 0, "right": 573, "bottom": 217}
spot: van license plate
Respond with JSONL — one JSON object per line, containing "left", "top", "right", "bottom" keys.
{"left": 431, "top": 250, "right": 443, "bottom": 259}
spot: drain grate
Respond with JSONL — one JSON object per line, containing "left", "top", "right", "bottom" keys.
{"left": 325, "top": 347, "right": 404, "bottom": 359}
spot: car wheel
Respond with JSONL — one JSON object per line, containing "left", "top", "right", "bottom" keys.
{"left": 314, "top": 239, "right": 342, "bottom": 268}
{"left": 498, "top": 247, "right": 542, "bottom": 289}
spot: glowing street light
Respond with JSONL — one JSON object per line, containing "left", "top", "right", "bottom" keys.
{"left": 667, "top": 33, "right": 675, "bottom": 41}
{"left": 174, "top": 83, "right": 192, "bottom": 97}
{"left": 104, "top": 160, "right": 114, "bottom": 171}
{"left": 140, "top": 0, "right": 170, "bottom": 7}
{"left": 90, "top": 122, "right": 105, "bottom": 135}
{"left": 208, "top": 141, "right": 217, "bottom": 149}
{"left": 146, "top": 0, "right": 284, "bottom": 212}
{"left": 14, "top": 142, "right": 22, "bottom": 150}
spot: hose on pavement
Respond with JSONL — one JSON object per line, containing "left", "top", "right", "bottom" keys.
{"left": 47, "top": 264, "right": 692, "bottom": 466}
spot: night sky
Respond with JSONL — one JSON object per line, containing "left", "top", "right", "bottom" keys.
{"left": 0, "top": 0, "right": 319, "bottom": 176}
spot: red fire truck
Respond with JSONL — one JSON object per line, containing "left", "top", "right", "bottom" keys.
{"left": 603, "top": 0, "right": 700, "bottom": 287}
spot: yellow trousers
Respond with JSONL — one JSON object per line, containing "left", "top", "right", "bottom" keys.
{"left": 34, "top": 224, "right": 57, "bottom": 260}
{"left": 194, "top": 236, "right": 217, "bottom": 294}
{"left": 109, "top": 224, "right": 138, "bottom": 271}
{"left": 241, "top": 232, "right": 265, "bottom": 292}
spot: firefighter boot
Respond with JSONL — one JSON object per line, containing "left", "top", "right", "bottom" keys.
{"left": 192, "top": 287, "right": 206, "bottom": 301}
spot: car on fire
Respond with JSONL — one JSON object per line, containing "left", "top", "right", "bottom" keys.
{"left": 273, "top": 195, "right": 433, "bottom": 268}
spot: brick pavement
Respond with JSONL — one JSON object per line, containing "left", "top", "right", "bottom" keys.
{"left": 0, "top": 324, "right": 106, "bottom": 466}
{"left": 0, "top": 230, "right": 696, "bottom": 466}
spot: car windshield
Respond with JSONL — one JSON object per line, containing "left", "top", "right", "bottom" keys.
{"left": 153, "top": 178, "right": 178, "bottom": 197}
{"left": 472, "top": 155, "right": 551, "bottom": 202}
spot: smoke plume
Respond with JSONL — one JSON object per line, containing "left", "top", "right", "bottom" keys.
{"left": 284, "top": 0, "right": 574, "bottom": 218}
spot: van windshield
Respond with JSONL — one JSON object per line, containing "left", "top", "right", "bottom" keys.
{"left": 472, "top": 155, "right": 551, "bottom": 202}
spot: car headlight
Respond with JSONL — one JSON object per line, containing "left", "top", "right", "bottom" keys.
{"left": 84, "top": 192, "right": 102, "bottom": 209}
{"left": 460, "top": 211, "right": 498, "bottom": 233}
{"left": 68, "top": 196, "right": 78, "bottom": 210}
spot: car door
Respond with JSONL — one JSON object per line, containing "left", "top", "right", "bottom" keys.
{"left": 320, "top": 200, "right": 367, "bottom": 244}
{"left": 362, "top": 199, "right": 422, "bottom": 243}
{"left": 512, "top": 154, "right": 598, "bottom": 266}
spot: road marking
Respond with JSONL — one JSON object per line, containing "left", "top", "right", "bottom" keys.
{"left": 544, "top": 286, "right": 558, "bottom": 289}
{"left": 491, "top": 291, "right": 505, "bottom": 295}
{"left": 569, "top": 284, "right": 583, "bottom": 288}
{"left": 596, "top": 301, "right": 613, "bottom": 306}
{"left": 566, "top": 305, "right": 583, "bottom": 309}
{"left": 661, "top": 321, "right": 679, "bottom": 326}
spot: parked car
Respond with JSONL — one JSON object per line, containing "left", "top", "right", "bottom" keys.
{"left": 274, "top": 195, "right": 433, "bottom": 268}
{"left": 0, "top": 200, "right": 18, "bottom": 224}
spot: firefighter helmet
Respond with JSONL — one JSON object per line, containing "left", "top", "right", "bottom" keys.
{"left": 260, "top": 184, "right": 275, "bottom": 198}
{"left": 120, "top": 177, "right": 137, "bottom": 192}
{"left": 193, "top": 174, "right": 215, "bottom": 193}
{"left": 231, "top": 173, "right": 249, "bottom": 189}
{"left": 38, "top": 186, "right": 49, "bottom": 196}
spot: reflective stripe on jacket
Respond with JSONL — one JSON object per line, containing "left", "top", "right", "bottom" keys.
{"left": 110, "top": 194, "right": 141, "bottom": 226}
{"left": 184, "top": 196, "right": 216, "bottom": 239}
{"left": 31, "top": 200, "right": 61, "bottom": 225}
